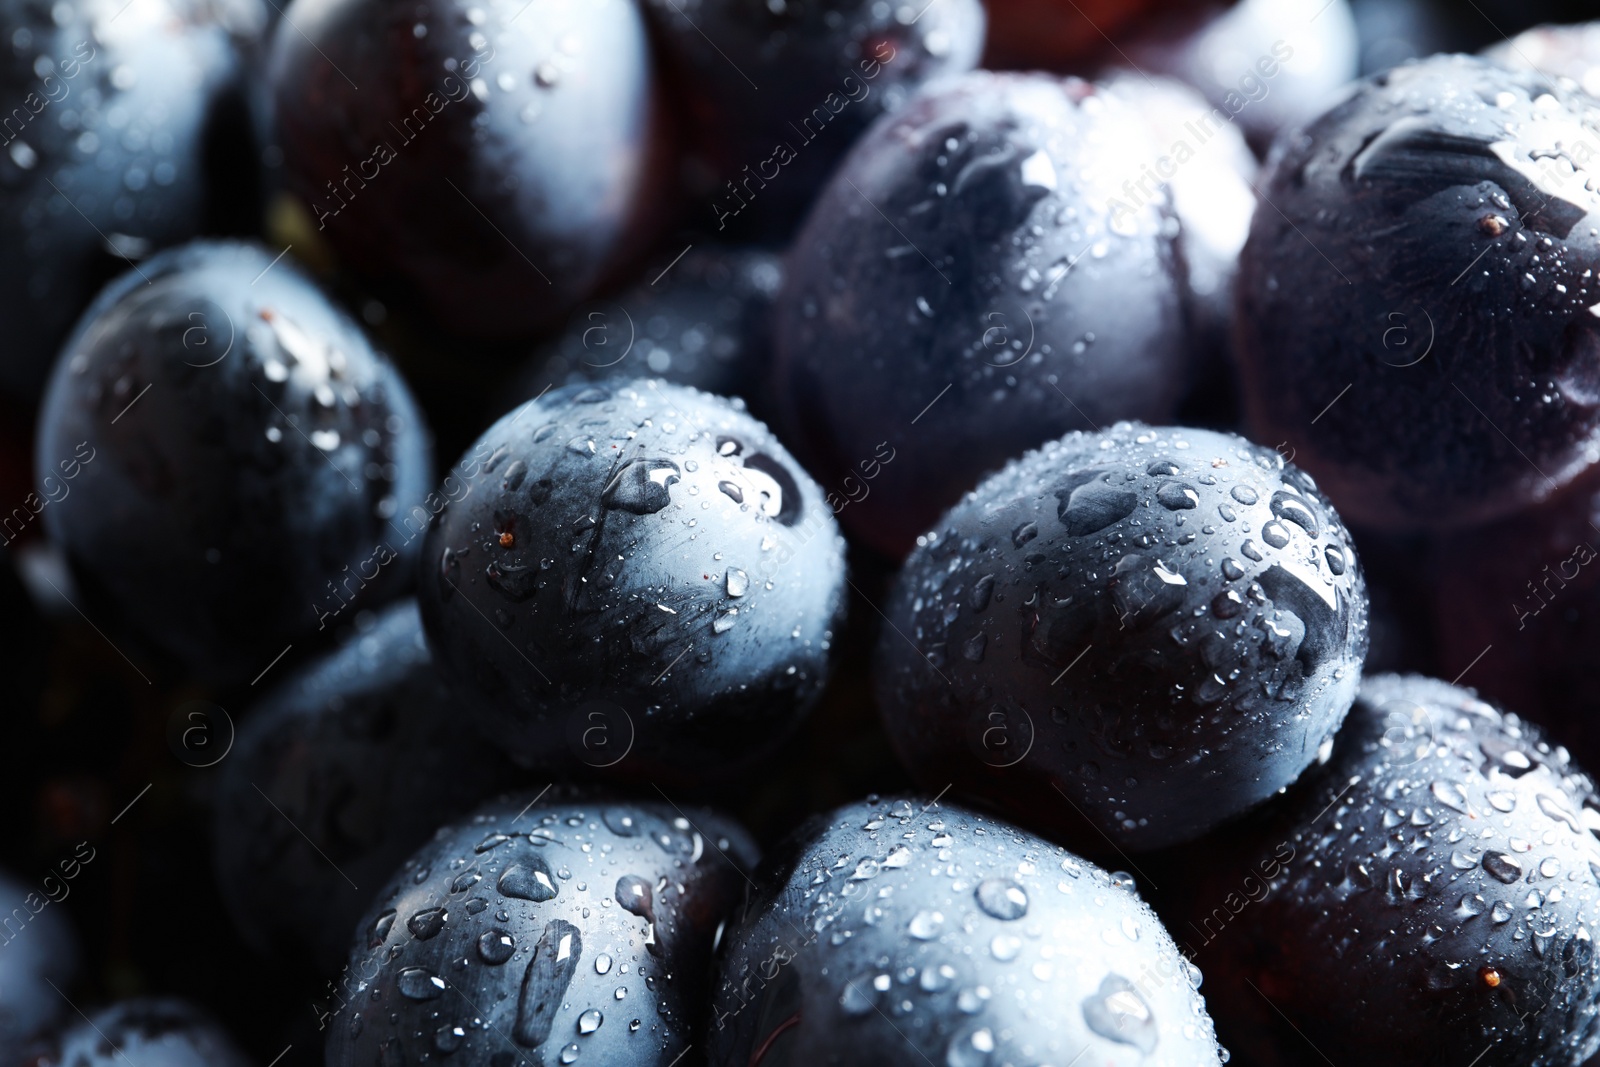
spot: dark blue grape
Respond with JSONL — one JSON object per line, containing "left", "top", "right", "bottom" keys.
{"left": 1236, "top": 54, "right": 1600, "bottom": 530}
{"left": 419, "top": 379, "right": 846, "bottom": 780}
{"left": 707, "top": 796, "right": 1226, "bottom": 1066}
{"left": 775, "top": 72, "right": 1199, "bottom": 556}
{"left": 324, "top": 793, "right": 756, "bottom": 1067}
{"left": 269, "top": 0, "right": 671, "bottom": 339}
{"left": 0, "top": 0, "right": 266, "bottom": 401}
{"left": 876, "top": 422, "right": 1368, "bottom": 852}
{"left": 213, "top": 600, "right": 519, "bottom": 974}
{"left": 35, "top": 240, "right": 433, "bottom": 682}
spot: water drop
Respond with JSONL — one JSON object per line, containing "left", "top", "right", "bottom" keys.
{"left": 1537, "top": 794, "right": 1580, "bottom": 832}
{"left": 368, "top": 910, "right": 396, "bottom": 948}
{"left": 398, "top": 967, "right": 446, "bottom": 1000}
{"left": 616, "top": 875, "right": 655, "bottom": 920}
{"left": 476, "top": 833, "right": 512, "bottom": 854}
{"left": 1260, "top": 521, "right": 1291, "bottom": 549}
{"left": 956, "top": 986, "right": 989, "bottom": 1013}
{"left": 921, "top": 963, "right": 957, "bottom": 991}
{"left": 1058, "top": 478, "right": 1138, "bottom": 536}
{"left": 513, "top": 920, "right": 582, "bottom": 1047}
{"left": 945, "top": 1025, "right": 995, "bottom": 1067}
{"left": 1211, "top": 590, "right": 1245, "bottom": 619}
{"left": 1156, "top": 481, "right": 1199, "bottom": 510}
{"left": 500, "top": 857, "right": 559, "bottom": 902}
{"left": 1431, "top": 781, "right": 1470, "bottom": 814}
{"left": 974, "top": 878, "right": 1028, "bottom": 920}
{"left": 1270, "top": 491, "right": 1319, "bottom": 537}
{"left": 1483, "top": 852, "right": 1523, "bottom": 884}
{"left": 602, "top": 459, "right": 681, "bottom": 515}
{"left": 1081, "top": 974, "right": 1157, "bottom": 1054}
{"left": 989, "top": 934, "right": 1021, "bottom": 961}
{"left": 408, "top": 907, "right": 447, "bottom": 941}
{"left": 603, "top": 810, "right": 639, "bottom": 837}
{"left": 478, "top": 929, "right": 516, "bottom": 964}
{"left": 840, "top": 979, "right": 877, "bottom": 1015}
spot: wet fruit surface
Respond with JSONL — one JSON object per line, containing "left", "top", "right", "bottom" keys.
{"left": 35, "top": 240, "right": 433, "bottom": 682}
{"left": 1184, "top": 675, "right": 1600, "bottom": 1067}
{"left": 27, "top": 997, "right": 252, "bottom": 1067}
{"left": 13, "top": 4, "right": 1600, "bottom": 1064}
{"left": 876, "top": 423, "right": 1369, "bottom": 851}
{"left": 707, "top": 795, "right": 1225, "bottom": 1067}
{"left": 643, "top": 0, "right": 985, "bottom": 238}
{"left": 213, "top": 600, "right": 519, "bottom": 974}
{"left": 1236, "top": 53, "right": 1600, "bottom": 530}
{"left": 1484, "top": 21, "right": 1600, "bottom": 93}
{"left": 270, "top": 0, "right": 669, "bottom": 338}
{"left": 775, "top": 72, "right": 1197, "bottom": 558}
{"left": 324, "top": 793, "right": 756, "bottom": 1067}
{"left": 0, "top": 0, "right": 266, "bottom": 401}
{"left": 419, "top": 379, "right": 847, "bottom": 778}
